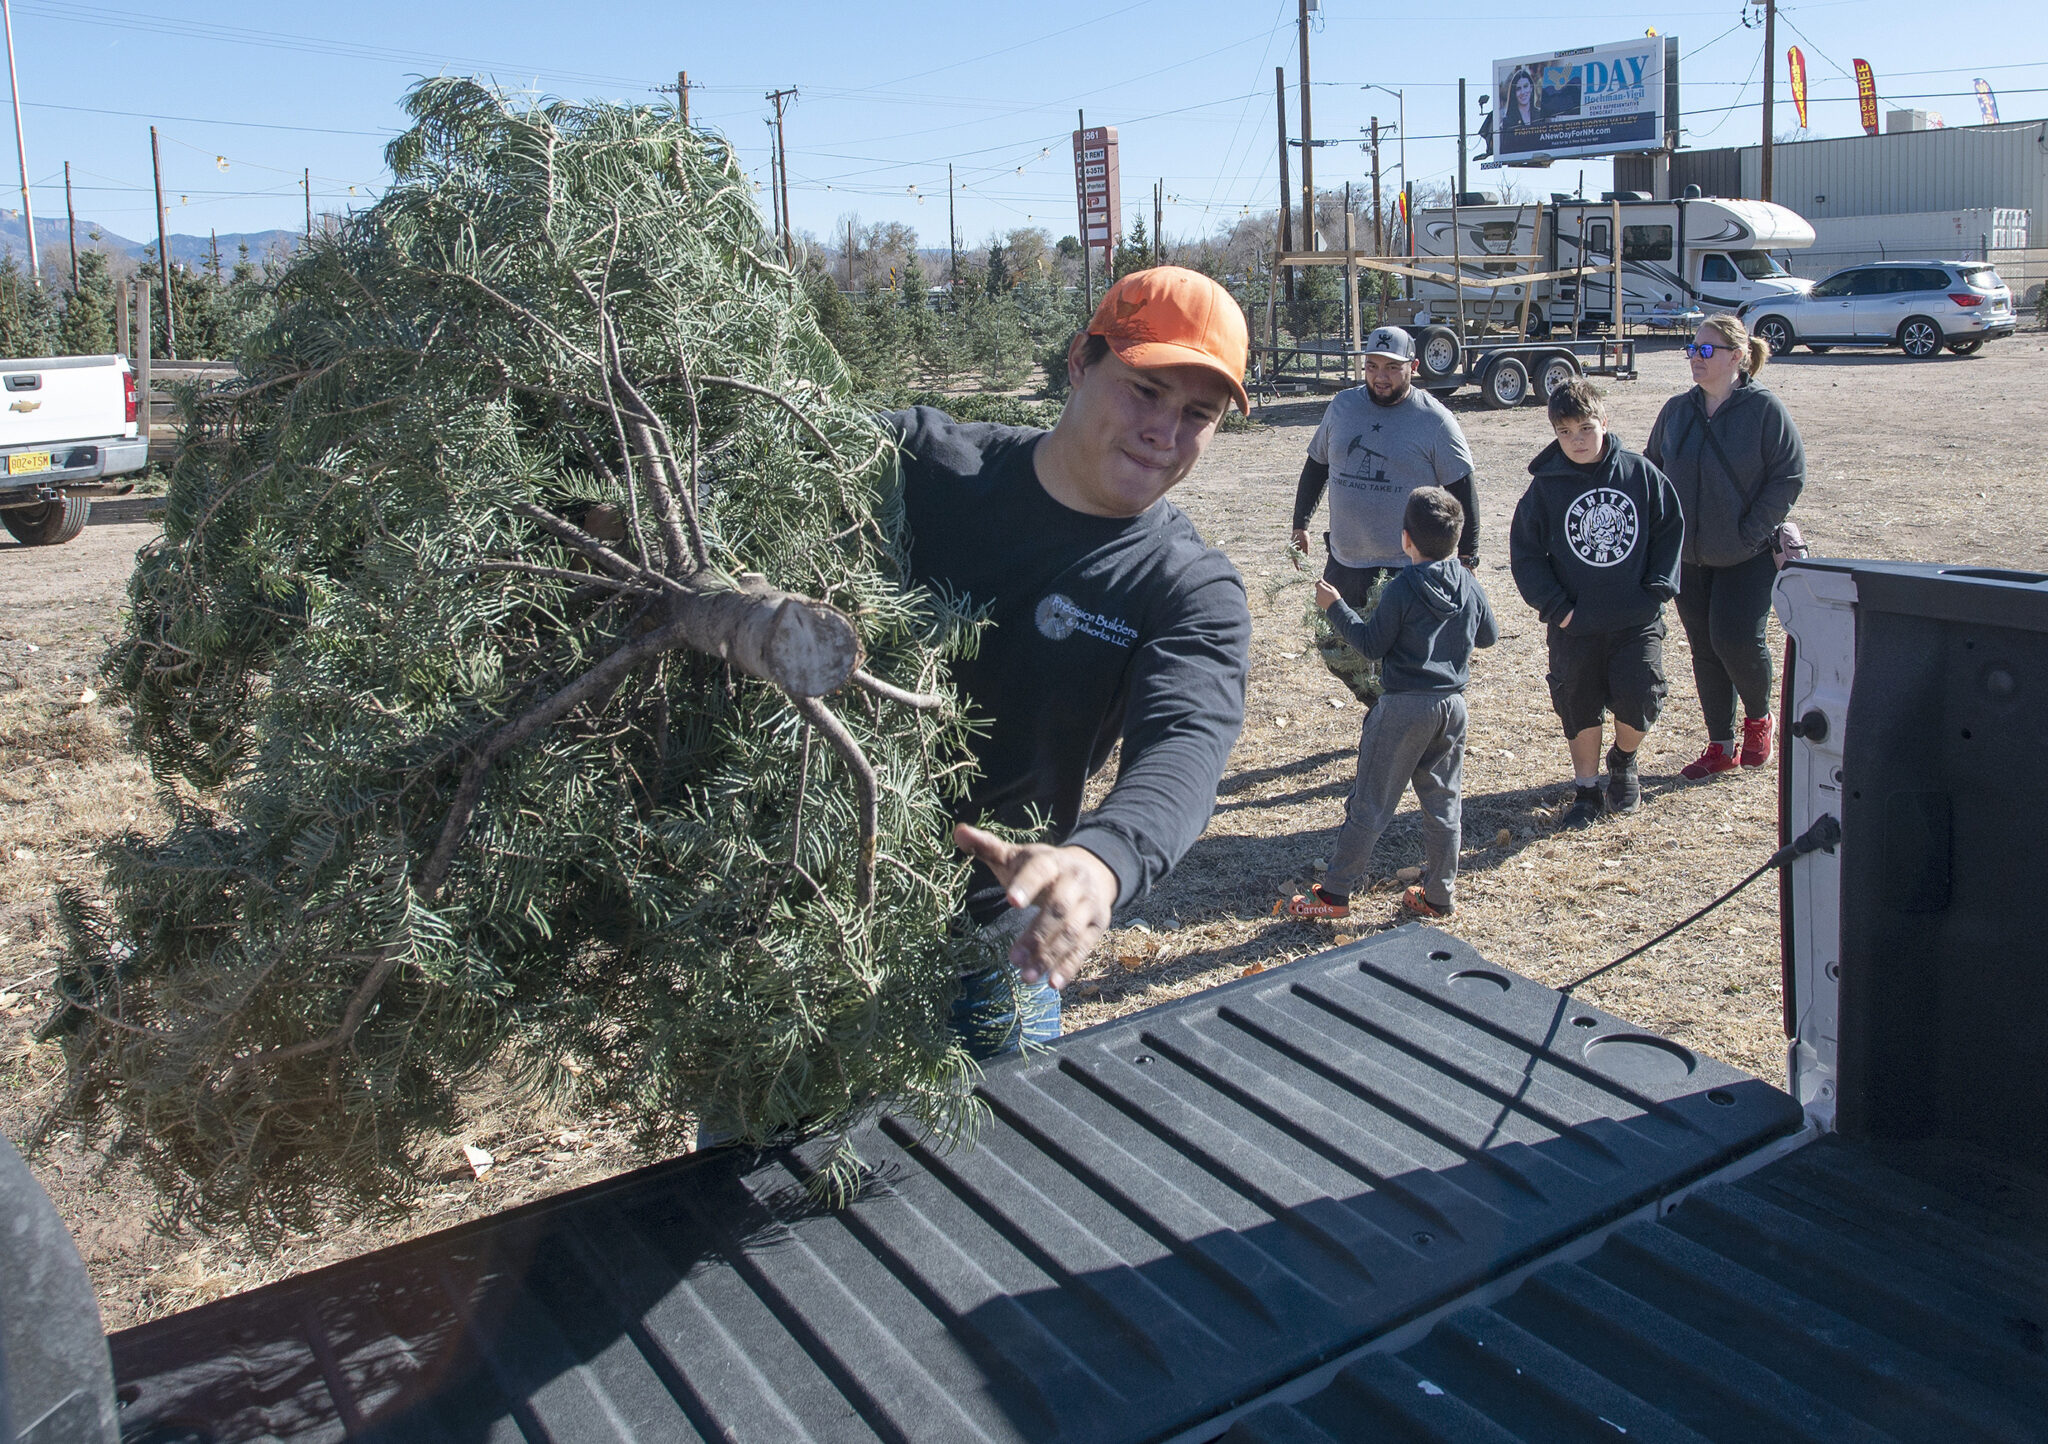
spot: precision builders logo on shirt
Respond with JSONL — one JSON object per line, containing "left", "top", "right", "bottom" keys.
{"left": 1035, "top": 593, "right": 1137, "bottom": 647}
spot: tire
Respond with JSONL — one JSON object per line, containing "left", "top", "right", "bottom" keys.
{"left": 1754, "top": 316, "right": 1795, "bottom": 357}
{"left": 1480, "top": 357, "right": 1529, "bottom": 410}
{"left": 1898, "top": 316, "right": 1943, "bottom": 358}
{"left": 1416, "top": 325, "right": 1461, "bottom": 385}
{"left": 1538, "top": 354, "right": 1579, "bottom": 399}
{"left": 1946, "top": 339, "right": 1983, "bottom": 356}
{"left": 1522, "top": 304, "right": 1545, "bottom": 338}
{"left": 1806, "top": 345, "right": 1833, "bottom": 354}
{"left": 1, "top": 495, "right": 88, "bottom": 546}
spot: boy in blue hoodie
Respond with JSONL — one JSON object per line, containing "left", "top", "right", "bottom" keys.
{"left": 1292, "top": 486, "right": 1497, "bottom": 921}
{"left": 1510, "top": 380, "right": 1684, "bottom": 830}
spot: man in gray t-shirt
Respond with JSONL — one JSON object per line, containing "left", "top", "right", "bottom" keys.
{"left": 1291, "top": 327, "right": 1480, "bottom": 605}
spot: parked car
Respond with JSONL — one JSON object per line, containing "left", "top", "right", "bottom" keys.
{"left": 1738, "top": 259, "right": 2015, "bottom": 359}
{"left": 0, "top": 354, "right": 147, "bottom": 546}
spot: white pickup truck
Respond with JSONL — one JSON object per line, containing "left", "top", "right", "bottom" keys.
{"left": 0, "top": 354, "right": 148, "bottom": 547}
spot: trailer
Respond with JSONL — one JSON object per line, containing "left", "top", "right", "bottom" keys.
{"left": 1411, "top": 191, "right": 1818, "bottom": 333}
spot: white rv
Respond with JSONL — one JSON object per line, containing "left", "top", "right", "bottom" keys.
{"left": 1410, "top": 193, "right": 1817, "bottom": 333}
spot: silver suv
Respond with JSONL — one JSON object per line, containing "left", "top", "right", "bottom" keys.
{"left": 1738, "top": 261, "right": 2015, "bottom": 358}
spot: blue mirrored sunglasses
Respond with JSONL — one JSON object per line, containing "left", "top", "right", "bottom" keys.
{"left": 1683, "top": 342, "right": 1720, "bottom": 358}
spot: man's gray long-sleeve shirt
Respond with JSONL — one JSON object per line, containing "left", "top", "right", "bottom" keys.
{"left": 889, "top": 407, "right": 1251, "bottom": 923}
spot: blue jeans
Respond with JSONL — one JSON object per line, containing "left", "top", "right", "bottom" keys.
{"left": 950, "top": 963, "right": 1061, "bottom": 1062}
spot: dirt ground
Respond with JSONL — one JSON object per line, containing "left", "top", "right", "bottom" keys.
{"left": 5, "top": 333, "right": 2046, "bottom": 1331}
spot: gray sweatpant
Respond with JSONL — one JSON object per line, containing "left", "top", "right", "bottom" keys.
{"left": 1323, "top": 690, "right": 1466, "bottom": 907}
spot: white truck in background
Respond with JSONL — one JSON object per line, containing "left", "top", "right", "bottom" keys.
{"left": 1410, "top": 191, "right": 1818, "bottom": 334}
{"left": 0, "top": 354, "right": 148, "bottom": 547}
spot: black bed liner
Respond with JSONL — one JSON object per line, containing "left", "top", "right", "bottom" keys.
{"left": 1218, "top": 1135, "right": 2048, "bottom": 1443}
{"left": 108, "top": 926, "right": 1799, "bottom": 1443}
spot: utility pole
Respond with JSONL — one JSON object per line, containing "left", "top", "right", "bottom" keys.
{"left": 679, "top": 71, "right": 689, "bottom": 128}
{"left": 209, "top": 228, "right": 220, "bottom": 282}
{"left": 150, "top": 126, "right": 176, "bottom": 359}
{"left": 766, "top": 87, "right": 797, "bottom": 262}
{"left": 1369, "top": 118, "right": 1383, "bottom": 255}
{"left": 948, "top": 163, "right": 958, "bottom": 294}
{"left": 1274, "top": 66, "right": 1293, "bottom": 303}
{"left": 1, "top": 0, "right": 35, "bottom": 282}
{"left": 304, "top": 168, "right": 312, "bottom": 237}
{"left": 1759, "top": 0, "right": 1777, "bottom": 201}
{"left": 64, "top": 159, "right": 77, "bottom": 292}
{"left": 1153, "top": 179, "right": 1163, "bottom": 262}
{"left": 1296, "top": 0, "right": 1315, "bottom": 250}
{"left": 845, "top": 216, "right": 856, "bottom": 290}
{"left": 1457, "top": 78, "right": 1469, "bottom": 200}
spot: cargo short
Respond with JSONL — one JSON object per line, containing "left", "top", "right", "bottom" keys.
{"left": 1546, "top": 617, "right": 1669, "bottom": 736}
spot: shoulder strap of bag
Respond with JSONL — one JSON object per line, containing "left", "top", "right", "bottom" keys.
{"left": 1690, "top": 393, "right": 1765, "bottom": 509}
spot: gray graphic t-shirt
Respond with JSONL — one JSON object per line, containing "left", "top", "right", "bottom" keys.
{"left": 1307, "top": 386, "right": 1476, "bottom": 568}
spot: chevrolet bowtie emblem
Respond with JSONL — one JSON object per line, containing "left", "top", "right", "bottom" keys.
{"left": 8, "top": 399, "right": 39, "bottom": 412}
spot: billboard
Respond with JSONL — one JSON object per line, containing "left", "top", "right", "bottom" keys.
{"left": 1493, "top": 38, "right": 1664, "bottom": 163}
{"left": 1071, "top": 126, "right": 1121, "bottom": 269}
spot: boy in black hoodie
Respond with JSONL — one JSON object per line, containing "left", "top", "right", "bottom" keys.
{"left": 1291, "top": 487, "right": 1497, "bottom": 920}
{"left": 1510, "top": 381, "right": 1684, "bottom": 829}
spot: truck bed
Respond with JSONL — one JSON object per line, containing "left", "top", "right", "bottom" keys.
{"left": 1219, "top": 1136, "right": 2048, "bottom": 1442}
{"left": 107, "top": 927, "right": 1801, "bottom": 1443}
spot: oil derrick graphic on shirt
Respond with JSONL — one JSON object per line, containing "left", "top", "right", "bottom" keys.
{"left": 1339, "top": 432, "right": 1401, "bottom": 492}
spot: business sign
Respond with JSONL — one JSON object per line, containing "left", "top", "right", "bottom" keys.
{"left": 1854, "top": 60, "right": 1880, "bottom": 136}
{"left": 1974, "top": 79, "right": 2000, "bottom": 124}
{"left": 1492, "top": 38, "right": 1663, "bottom": 163}
{"left": 1788, "top": 47, "right": 1809, "bottom": 130}
{"left": 1071, "top": 126, "right": 1121, "bottom": 268}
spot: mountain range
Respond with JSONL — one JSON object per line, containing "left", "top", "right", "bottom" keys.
{"left": 0, "top": 210, "right": 303, "bottom": 273}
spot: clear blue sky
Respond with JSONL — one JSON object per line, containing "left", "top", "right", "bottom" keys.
{"left": 13, "top": 0, "right": 2046, "bottom": 249}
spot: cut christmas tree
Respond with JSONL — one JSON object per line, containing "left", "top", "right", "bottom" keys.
{"left": 41, "top": 79, "right": 989, "bottom": 1228}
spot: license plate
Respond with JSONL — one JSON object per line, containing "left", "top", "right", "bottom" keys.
{"left": 6, "top": 451, "right": 49, "bottom": 476}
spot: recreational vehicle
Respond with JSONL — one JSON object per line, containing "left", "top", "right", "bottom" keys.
{"left": 1411, "top": 192, "right": 1817, "bottom": 333}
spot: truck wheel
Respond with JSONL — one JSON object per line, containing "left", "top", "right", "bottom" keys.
{"left": 1754, "top": 316, "right": 1795, "bottom": 356}
{"left": 1, "top": 495, "right": 89, "bottom": 546}
{"left": 1522, "top": 304, "right": 1545, "bottom": 337}
{"left": 1538, "top": 355, "right": 1579, "bottom": 400}
{"left": 1480, "top": 357, "right": 1529, "bottom": 410}
{"left": 1898, "top": 316, "right": 1943, "bottom": 358}
{"left": 1945, "top": 339, "right": 1983, "bottom": 356}
{"left": 1416, "top": 326, "right": 1460, "bottom": 385}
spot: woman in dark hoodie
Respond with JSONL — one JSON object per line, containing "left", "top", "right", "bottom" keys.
{"left": 1645, "top": 313, "right": 1805, "bottom": 779}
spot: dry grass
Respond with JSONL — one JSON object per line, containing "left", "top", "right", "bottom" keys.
{"left": 4, "top": 334, "right": 2046, "bottom": 1327}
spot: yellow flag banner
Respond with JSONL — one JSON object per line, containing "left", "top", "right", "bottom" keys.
{"left": 1788, "top": 48, "right": 1809, "bottom": 131}
{"left": 1854, "top": 59, "right": 1879, "bottom": 136}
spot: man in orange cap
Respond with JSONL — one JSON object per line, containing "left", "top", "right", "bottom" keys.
{"left": 888, "top": 265, "right": 1252, "bottom": 1057}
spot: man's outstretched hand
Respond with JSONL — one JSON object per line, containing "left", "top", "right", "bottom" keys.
{"left": 953, "top": 823, "right": 1118, "bottom": 991}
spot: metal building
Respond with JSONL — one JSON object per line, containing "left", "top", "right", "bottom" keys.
{"left": 1659, "top": 118, "right": 2048, "bottom": 244}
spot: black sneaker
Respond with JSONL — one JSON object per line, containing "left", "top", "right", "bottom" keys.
{"left": 1606, "top": 746, "right": 1641, "bottom": 815}
{"left": 1560, "top": 784, "right": 1604, "bottom": 831}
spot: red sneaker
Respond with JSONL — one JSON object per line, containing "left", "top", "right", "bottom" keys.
{"left": 1680, "top": 742, "right": 1739, "bottom": 781}
{"left": 1740, "top": 715, "right": 1774, "bottom": 768}
{"left": 1289, "top": 884, "right": 1350, "bottom": 919}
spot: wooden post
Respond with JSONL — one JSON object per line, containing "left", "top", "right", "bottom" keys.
{"left": 150, "top": 126, "right": 176, "bottom": 359}
{"left": 1274, "top": 67, "right": 1293, "bottom": 306}
{"left": 1077, "top": 108, "right": 1092, "bottom": 309}
{"left": 1573, "top": 210, "right": 1588, "bottom": 335}
{"left": 1516, "top": 205, "right": 1533, "bottom": 339}
{"left": 304, "top": 168, "right": 311, "bottom": 237}
{"left": 948, "top": 164, "right": 957, "bottom": 292}
{"left": 1344, "top": 201, "right": 1360, "bottom": 380}
{"left": 1403, "top": 183, "right": 1414, "bottom": 300}
{"left": 117, "top": 274, "right": 129, "bottom": 359}
{"left": 679, "top": 70, "right": 690, "bottom": 129}
{"left": 135, "top": 278, "right": 151, "bottom": 436}
{"left": 1759, "top": 0, "right": 1776, "bottom": 202}
{"left": 1611, "top": 197, "right": 1624, "bottom": 337}
{"left": 1450, "top": 193, "right": 1465, "bottom": 338}
{"left": 1154, "top": 178, "right": 1163, "bottom": 262}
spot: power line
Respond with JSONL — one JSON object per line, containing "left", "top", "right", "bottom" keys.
{"left": 24, "top": 98, "right": 396, "bottom": 137}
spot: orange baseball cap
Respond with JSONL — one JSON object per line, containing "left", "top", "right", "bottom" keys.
{"left": 1087, "top": 265, "right": 1250, "bottom": 414}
